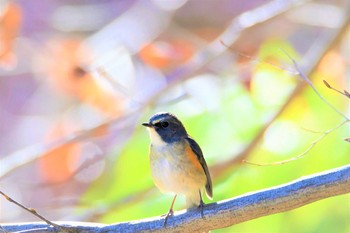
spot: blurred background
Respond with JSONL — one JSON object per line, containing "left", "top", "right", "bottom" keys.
{"left": 0, "top": 0, "right": 349, "bottom": 232}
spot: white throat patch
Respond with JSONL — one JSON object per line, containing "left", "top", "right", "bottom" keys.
{"left": 147, "top": 127, "right": 167, "bottom": 146}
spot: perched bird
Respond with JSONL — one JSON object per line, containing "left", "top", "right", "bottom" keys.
{"left": 142, "top": 112, "right": 212, "bottom": 225}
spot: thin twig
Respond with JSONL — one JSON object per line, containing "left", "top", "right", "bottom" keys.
{"left": 243, "top": 120, "right": 348, "bottom": 166}
{"left": 0, "top": 190, "right": 70, "bottom": 232}
{"left": 281, "top": 49, "right": 349, "bottom": 120}
{"left": 323, "top": 80, "right": 350, "bottom": 99}
{"left": 300, "top": 127, "right": 324, "bottom": 134}
{"left": 220, "top": 40, "right": 298, "bottom": 75}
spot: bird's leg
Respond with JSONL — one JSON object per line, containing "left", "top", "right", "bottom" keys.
{"left": 163, "top": 194, "right": 177, "bottom": 227}
{"left": 198, "top": 190, "right": 205, "bottom": 218}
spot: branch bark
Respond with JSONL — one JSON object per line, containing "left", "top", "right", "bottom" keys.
{"left": 2, "top": 164, "right": 350, "bottom": 233}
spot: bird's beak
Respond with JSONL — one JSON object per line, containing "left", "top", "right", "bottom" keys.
{"left": 142, "top": 122, "right": 152, "bottom": 127}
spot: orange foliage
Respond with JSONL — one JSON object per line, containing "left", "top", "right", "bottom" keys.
{"left": 38, "top": 122, "right": 81, "bottom": 183}
{"left": 139, "top": 39, "right": 194, "bottom": 70}
{"left": 44, "top": 39, "right": 123, "bottom": 117}
{"left": 318, "top": 50, "right": 346, "bottom": 82}
{"left": 0, "top": 2, "right": 22, "bottom": 69}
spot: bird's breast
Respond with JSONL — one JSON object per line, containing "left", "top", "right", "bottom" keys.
{"left": 149, "top": 141, "right": 206, "bottom": 195}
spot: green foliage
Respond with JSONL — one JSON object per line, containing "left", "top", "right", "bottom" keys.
{"left": 81, "top": 129, "right": 153, "bottom": 209}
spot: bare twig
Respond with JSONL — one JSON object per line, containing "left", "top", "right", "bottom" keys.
{"left": 2, "top": 165, "right": 350, "bottom": 233}
{"left": 0, "top": 191, "right": 70, "bottom": 232}
{"left": 243, "top": 120, "right": 348, "bottom": 166}
{"left": 220, "top": 40, "right": 298, "bottom": 75}
{"left": 323, "top": 80, "right": 350, "bottom": 99}
{"left": 282, "top": 49, "right": 349, "bottom": 120}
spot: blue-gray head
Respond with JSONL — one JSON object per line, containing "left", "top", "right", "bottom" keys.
{"left": 142, "top": 112, "right": 187, "bottom": 144}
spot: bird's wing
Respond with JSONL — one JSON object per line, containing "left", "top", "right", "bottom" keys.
{"left": 185, "top": 136, "right": 213, "bottom": 199}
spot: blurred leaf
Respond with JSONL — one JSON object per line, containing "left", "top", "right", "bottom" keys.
{"left": 317, "top": 50, "right": 346, "bottom": 81}
{"left": 139, "top": 39, "right": 194, "bottom": 69}
{"left": 43, "top": 39, "right": 124, "bottom": 117}
{"left": 0, "top": 2, "right": 21, "bottom": 70}
{"left": 38, "top": 120, "right": 81, "bottom": 183}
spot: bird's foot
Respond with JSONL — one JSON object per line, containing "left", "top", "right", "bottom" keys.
{"left": 198, "top": 199, "right": 205, "bottom": 218}
{"left": 162, "top": 208, "right": 174, "bottom": 227}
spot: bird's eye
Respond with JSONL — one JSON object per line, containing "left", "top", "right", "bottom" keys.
{"left": 154, "top": 122, "right": 161, "bottom": 128}
{"left": 161, "top": 121, "right": 169, "bottom": 128}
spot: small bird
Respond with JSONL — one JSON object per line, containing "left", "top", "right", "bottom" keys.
{"left": 142, "top": 112, "right": 212, "bottom": 225}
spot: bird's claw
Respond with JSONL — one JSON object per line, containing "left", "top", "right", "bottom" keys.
{"left": 163, "top": 208, "right": 174, "bottom": 227}
{"left": 198, "top": 199, "right": 205, "bottom": 218}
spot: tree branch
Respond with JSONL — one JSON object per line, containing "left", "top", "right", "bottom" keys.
{"left": 2, "top": 165, "right": 349, "bottom": 233}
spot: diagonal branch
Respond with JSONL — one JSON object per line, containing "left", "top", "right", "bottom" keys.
{"left": 2, "top": 165, "right": 350, "bottom": 233}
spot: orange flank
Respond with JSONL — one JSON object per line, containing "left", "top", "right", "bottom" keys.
{"left": 185, "top": 143, "right": 203, "bottom": 172}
